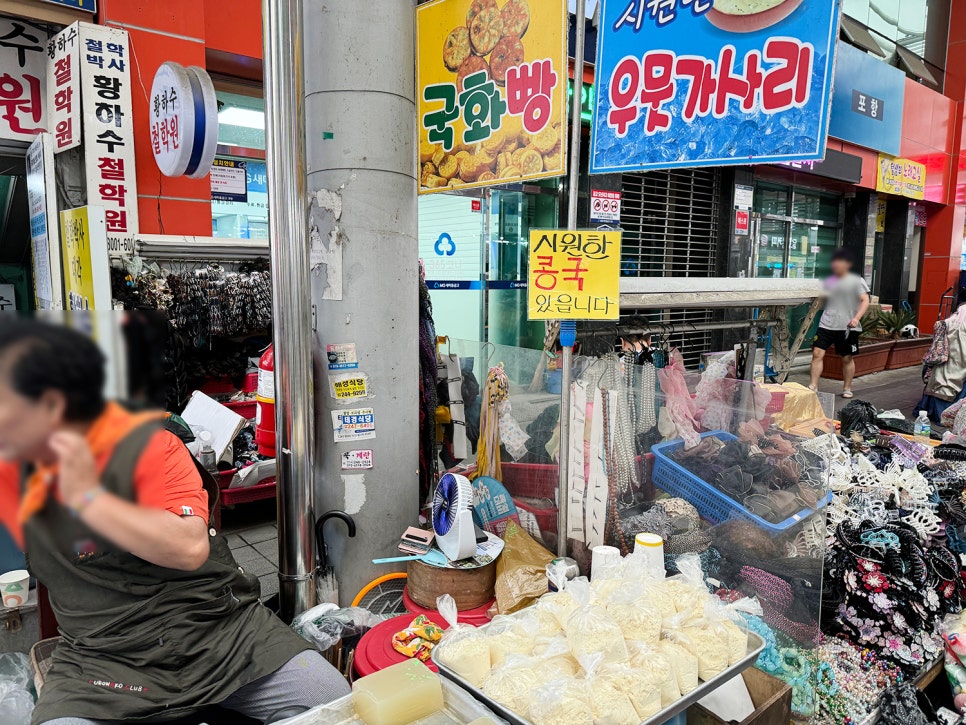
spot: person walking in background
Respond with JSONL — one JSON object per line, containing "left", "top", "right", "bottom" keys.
{"left": 809, "top": 248, "right": 871, "bottom": 399}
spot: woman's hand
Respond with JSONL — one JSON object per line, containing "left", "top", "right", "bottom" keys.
{"left": 49, "top": 431, "right": 102, "bottom": 509}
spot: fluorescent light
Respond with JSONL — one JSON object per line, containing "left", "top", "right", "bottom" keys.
{"left": 218, "top": 107, "right": 265, "bottom": 130}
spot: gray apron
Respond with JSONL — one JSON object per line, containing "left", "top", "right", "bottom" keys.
{"left": 25, "top": 422, "right": 309, "bottom": 724}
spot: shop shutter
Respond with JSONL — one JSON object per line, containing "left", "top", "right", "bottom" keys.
{"left": 619, "top": 168, "right": 721, "bottom": 364}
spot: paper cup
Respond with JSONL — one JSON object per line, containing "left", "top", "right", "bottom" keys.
{"left": 0, "top": 569, "right": 29, "bottom": 608}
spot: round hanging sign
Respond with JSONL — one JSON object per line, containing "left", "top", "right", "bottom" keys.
{"left": 149, "top": 62, "right": 218, "bottom": 178}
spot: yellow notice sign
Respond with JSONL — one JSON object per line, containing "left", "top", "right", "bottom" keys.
{"left": 330, "top": 373, "right": 370, "bottom": 400}
{"left": 416, "top": 0, "right": 568, "bottom": 194}
{"left": 528, "top": 229, "right": 620, "bottom": 321}
{"left": 60, "top": 206, "right": 97, "bottom": 310}
{"left": 876, "top": 155, "right": 926, "bottom": 200}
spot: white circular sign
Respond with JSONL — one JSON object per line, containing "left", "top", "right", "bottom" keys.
{"left": 149, "top": 61, "right": 195, "bottom": 177}
{"left": 149, "top": 62, "right": 219, "bottom": 178}
{"left": 185, "top": 65, "right": 219, "bottom": 179}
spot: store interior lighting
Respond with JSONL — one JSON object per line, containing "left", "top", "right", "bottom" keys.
{"left": 218, "top": 106, "right": 265, "bottom": 130}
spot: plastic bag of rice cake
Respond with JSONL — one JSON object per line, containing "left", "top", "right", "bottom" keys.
{"left": 433, "top": 594, "right": 491, "bottom": 687}
{"left": 564, "top": 583, "right": 629, "bottom": 665}
{"left": 481, "top": 654, "right": 540, "bottom": 719}
{"left": 486, "top": 614, "right": 536, "bottom": 667}
{"left": 529, "top": 678, "right": 594, "bottom": 725}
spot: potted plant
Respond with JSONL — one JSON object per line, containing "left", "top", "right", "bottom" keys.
{"left": 877, "top": 309, "right": 933, "bottom": 370}
{"left": 820, "top": 312, "right": 895, "bottom": 380}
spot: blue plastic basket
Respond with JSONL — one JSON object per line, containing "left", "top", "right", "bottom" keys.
{"left": 651, "top": 430, "right": 831, "bottom": 534}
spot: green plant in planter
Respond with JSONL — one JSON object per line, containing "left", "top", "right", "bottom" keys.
{"left": 874, "top": 309, "right": 919, "bottom": 340}
{"left": 858, "top": 312, "right": 886, "bottom": 339}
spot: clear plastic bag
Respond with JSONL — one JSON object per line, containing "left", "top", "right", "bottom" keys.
{"left": 563, "top": 584, "right": 628, "bottom": 665}
{"left": 290, "top": 604, "right": 383, "bottom": 651}
{"left": 0, "top": 654, "right": 34, "bottom": 725}
{"left": 605, "top": 582, "right": 662, "bottom": 644}
{"left": 481, "top": 654, "right": 540, "bottom": 719}
{"left": 434, "top": 594, "right": 492, "bottom": 688}
{"left": 657, "top": 639, "right": 699, "bottom": 695}
{"left": 0, "top": 688, "right": 34, "bottom": 725}
{"left": 0, "top": 654, "right": 31, "bottom": 691}
{"left": 629, "top": 642, "right": 680, "bottom": 708}
{"left": 486, "top": 614, "right": 536, "bottom": 667}
{"left": 529, "top": 677, "right": 594, "bottom": 725}
{"left": 580, "top": 654, "right": 641, "bottom": 725}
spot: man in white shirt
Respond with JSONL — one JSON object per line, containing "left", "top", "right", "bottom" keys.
{"left": 809, "top": 248, "right": 871, "bottom": 399}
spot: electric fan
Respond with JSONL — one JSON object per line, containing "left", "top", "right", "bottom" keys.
{"left": 432, "top": 473, "right": 477, "bottom": 561}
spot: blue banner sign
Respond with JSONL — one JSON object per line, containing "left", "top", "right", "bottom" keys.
{"left": 40, "top": 0, "right": 96, "bottom": 11}
{"left": 591, "top": 0, "right": 840, "bottom": 173}
{"left": 828, "top": 41, "right": 904, "bottom": 156}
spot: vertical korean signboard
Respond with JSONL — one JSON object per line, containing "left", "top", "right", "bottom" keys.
{"left": 416, "top": 0, "right": 568, "bottom": 193}
{"left": 0, "top": 17, "right": 48, "bottom": 142}
{"left": 78, "top": 23, "right": 139, "bottom": 257}
{"left": 591, "top": 0, "right": 840, "bottom": 172}
{"left": 527, "top": 230, "right": 620, "bottom": 320}
{"left": 46, "top": 23, "right": 81, "bottom": 152}
{"left": 60, "top": 206, "right": 111, "bottom": 311}
{"left": 26, "top": 134, "right": 63, "bottom": 310}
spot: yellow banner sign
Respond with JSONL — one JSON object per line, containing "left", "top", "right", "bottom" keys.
{"left": 416, "top": 0, "right": 568, "bottom": 194}
{"left": 876, "top": 155, "right": 926, "bottom": 200}
{"left": 60, "top": 207, "right": 97, "bottom": 310}
{"left": 528, "top": 230, "right": 620, "bottom": 321}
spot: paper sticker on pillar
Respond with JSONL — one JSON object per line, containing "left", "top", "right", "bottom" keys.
{"left": 590, "top": 0, "right": 841, "bottom": 172}
{"left": 590, "top": 189, "right": 621, "bottom": 223}
{"left": 341, "top": 449, "right": 374, "bottom": 470}
{"left": 332, "top": 408, "right": 376, "bottom": 443}
{"left": 149, "top": 61, "right": 218, "bottom": 178}
{"left": 415, "top": 0, "right": 569, "bottom": 194}
{"left": 876, "top": 155, "right": 925, "bottom": 200}
{"left": 327, "top": 342, "right": 359, "bottom": 370}
{"left": 735, "top": 209, "right": 749, "bottom": 236}
{"left": 828, "top": 42, "right": 905, "bottom": 156}
{"left": 330, "top": 373, "right": 370, "bottom": 400}
{"left": 527, "top": 229, "right": 620, "bottom": 320}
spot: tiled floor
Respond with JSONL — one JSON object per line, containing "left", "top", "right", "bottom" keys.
{"left": 222, "top": 501, "right": 280, "bottom": 601}
{"left": 788, "top": 364, "right": 927, "bottom": 419}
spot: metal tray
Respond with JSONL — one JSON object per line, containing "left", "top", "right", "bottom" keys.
{"left": 432, "top": 630, "right": 765, "bottom": 725}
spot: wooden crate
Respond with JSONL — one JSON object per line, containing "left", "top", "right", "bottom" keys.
{"left": 687, "top": 668, "right": 791, "bottom": 725}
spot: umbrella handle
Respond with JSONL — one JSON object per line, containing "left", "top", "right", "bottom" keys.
{"left": 316, "top": 510, "right": 357, "bottom": 569}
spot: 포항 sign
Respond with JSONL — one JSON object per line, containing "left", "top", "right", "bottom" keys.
{"left": 590, "top": 0, "right": 840, "bottom": 173}
{"left": 416, "top": 0, "right": 568, "bottom": 193}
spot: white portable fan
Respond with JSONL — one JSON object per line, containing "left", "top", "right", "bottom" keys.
{"left": 432, "top": 473, "right": 477, "bottom": 562}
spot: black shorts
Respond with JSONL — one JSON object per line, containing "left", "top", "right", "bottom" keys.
{"left": 814, "top": 327, "right": 860, "bottom": 356}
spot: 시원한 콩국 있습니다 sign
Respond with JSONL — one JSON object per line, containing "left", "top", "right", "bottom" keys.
{"left": 528, "top": 230, "right": 621, "bottom": 321}
{"left": 416, "top": 0, "right": 568, "bottom": 193}
{"left": 590, "top": 0, "right": 840, "bottom": 173}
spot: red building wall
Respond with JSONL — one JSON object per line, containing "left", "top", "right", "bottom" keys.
{"left": 98, "top": 0, "right": 263, "bottom": 236}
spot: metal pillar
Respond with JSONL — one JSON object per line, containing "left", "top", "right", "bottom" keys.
{"left": 303, "top": 0, "right": 419, "bottom": 604}
{"left": 558, "top": 0, "right": 587, "bottom": 557}
{"left": 262, "top": 0, "right": 317, "bottom": 621}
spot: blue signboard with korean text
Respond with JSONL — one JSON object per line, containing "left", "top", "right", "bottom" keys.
{"left": 828, "top": 41, "right": 904, "bottom": 156}
{"left": 40, "top": 0, "right": 96, "bottom": 11}
{"left": 590, "top": 0, "right": 841, "bottom": 173}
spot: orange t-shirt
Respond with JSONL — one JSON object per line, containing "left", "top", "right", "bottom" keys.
{"left": 0, "top": 426, "right": 209, "bottom": 550}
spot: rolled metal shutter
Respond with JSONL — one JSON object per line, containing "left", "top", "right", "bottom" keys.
{"left": 619, "top": 168, "right": 721, "bottom": 365}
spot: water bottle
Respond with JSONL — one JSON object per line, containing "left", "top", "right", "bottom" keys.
{"left": 198, "top": 430, "right": 218, "bottom": 474}
{"left": 914, "top": 411, "right": 931, "bottom": 444}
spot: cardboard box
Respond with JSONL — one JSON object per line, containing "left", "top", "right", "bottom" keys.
{"left": 688, "top": 668, "right": 792, "bottom": 725}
